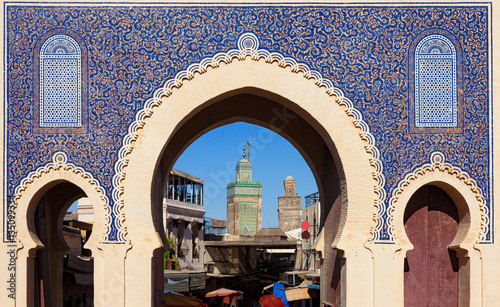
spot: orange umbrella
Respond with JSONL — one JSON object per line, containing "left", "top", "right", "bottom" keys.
{"left": 259, "top": 294, "right": 285, "bottom": 307}
{"left": 205, "top": 288, "right": 241, "bottom": 298}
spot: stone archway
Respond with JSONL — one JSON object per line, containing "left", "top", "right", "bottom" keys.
{"left": 117, "top": 34, "right": 381, "bottom": 306}
{"left": 14, "top": 152, "right": 109, "bottom": 307}
{"left": 389, "top": 152, "right": 485, "bottom": 306}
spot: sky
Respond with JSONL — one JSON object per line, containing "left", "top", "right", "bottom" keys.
{"left": 69, "top": 121, "right": 318, "bottom": 229}
{"left": 173, "top": 122, "right": 318, "bottom": 228}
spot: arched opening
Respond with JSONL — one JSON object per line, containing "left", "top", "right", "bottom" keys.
{"left": 390, "top": 157, "right": 485, "bottom": 306}
{"left": 121, "top": 58, "right": 377, "bottom": 307}
{"left": 168, "top": 121, "right": 320, "bottom": 304}
{"left": 14, "top": 154, "right": 108, "bottom": 307}
{"left": 404, "top": 185, "right": 459, "bottom": 306}
{"left": 151, "top": 91, "right": 344, "bottom": 304}
{"left": 30, "top": 182, "right": 94, "bottom": 307}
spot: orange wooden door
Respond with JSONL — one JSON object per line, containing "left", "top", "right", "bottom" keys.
{"left": 404, "top": 185, "right": 459, "bottom": 307}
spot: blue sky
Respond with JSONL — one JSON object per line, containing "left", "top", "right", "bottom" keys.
{"left": 70, "top": 122, "right": 318, "bottom": 228}
{"left": 174, "top": 122, "right": 317, "bottom": 228}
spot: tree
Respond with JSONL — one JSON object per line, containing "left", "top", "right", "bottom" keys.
{"left": 164, "top": 236, "right": 180, "bottom": 270}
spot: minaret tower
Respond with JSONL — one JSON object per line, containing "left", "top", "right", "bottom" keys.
{"left": 278, "top": 176, "right": 302, "bottom": 232}
{"left": 226, "top": 144, "right": 262, "bottom": 236}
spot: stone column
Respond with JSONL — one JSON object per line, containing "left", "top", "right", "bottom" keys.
{"left": 339, "top": 243, "right": 374, "bottom": 307}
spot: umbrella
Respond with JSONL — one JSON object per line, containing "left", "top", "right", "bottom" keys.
{"left": 259, "top": 294, "right": 285, "bottom": 307}
{"left": 205, "top": 288, "right": 241, "bottom": 298}
{"left": 164, "top": 292, "right": 202, "bottom": 307}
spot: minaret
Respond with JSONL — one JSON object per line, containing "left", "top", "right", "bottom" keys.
{"left": 226, "top": 145, "right": 262, "bottom": 236}
{"left": 278, "top": 176, "right": 302, "bottom": 232}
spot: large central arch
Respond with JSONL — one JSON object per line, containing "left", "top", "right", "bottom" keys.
{"left": 118, "top": 37, "right": 379, "bottom": 305}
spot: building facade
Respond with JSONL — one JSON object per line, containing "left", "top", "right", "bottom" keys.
{"left": 226, "top": 157, "right": 262, "bottom": 237}
{"left": 75, "top": 198, "right": 94, "bottom": 224}
{"left": 2, "top": 2, "right": 500, "bottom": 307}
{"left": 163, "top": 169, "right": 205, "bottom": 271}
{"left": 298, "top": 192, "right": 321, "bottom": 273}
{"left": 278, "top": 176, "right": 302, "bottom": 233}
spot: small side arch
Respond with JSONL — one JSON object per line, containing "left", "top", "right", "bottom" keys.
{"left": 13, "top": 152, "right": 108, "bottom": 307}
{"left": 390, "top": 152, "right": 485, "bottom": 252}
{"left": 389, "top": 151, "right": 485, "bottom": 306}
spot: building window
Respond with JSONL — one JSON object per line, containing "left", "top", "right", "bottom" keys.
{"left": 166, "top": 220, "right": 173, "bottom": 239}
{"left": 192, "top": 223, "right": 199, "bottom": 259}
{"left": 39, "top": 35, "right": 82, "bottom": 128}
{"left": 177, "top": 221, "right": 186, "bottom": 258}
{"left": 414, "top": 35, "right": 457, "bottom": 128}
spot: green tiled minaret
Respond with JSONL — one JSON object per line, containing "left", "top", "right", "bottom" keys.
{"left": 227, "top": 144, "right": 262, "bottom": 236}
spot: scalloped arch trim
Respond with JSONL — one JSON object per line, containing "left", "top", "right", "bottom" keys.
{"left": 11, "top": 151, "right": 111, "bottom": 244}
{"left": 388, "top": 151, "right": 488, "bottom": 243}
{"left": 112, "top": 32, "right": 388, "bottom": 243}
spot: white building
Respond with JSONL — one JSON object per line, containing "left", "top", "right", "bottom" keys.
{"left": 74, "top": 169, "right": 206, "bottom": 271}
{"left": 297, "top": 192, "right": 321, "bottom": 273}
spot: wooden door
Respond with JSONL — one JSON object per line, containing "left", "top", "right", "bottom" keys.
{"left": 404, "top": 185, "right": 459, "bottom": 306}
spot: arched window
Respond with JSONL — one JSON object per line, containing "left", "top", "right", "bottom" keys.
{"left": 39, "top": 35, "right": 82, "bottom": 128}
{"left": 414, "top": 35, "right": 457, "bottom": 128}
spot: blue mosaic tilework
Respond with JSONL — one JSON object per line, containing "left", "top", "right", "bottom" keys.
{"left": 415, "top": 35, "right": 457, "bottom": 128}
{"left": 239, "top": 202, "right": 258, "bottom": 236}
{"left": 5, "top": 5, "right": 490, "bottom": 242}
{"left": 40, "top": 34, "right": 82, "bottom": 127}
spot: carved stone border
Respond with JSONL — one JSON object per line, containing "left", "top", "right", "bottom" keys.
{"left": 387, "top": 151, "right": 488, "bottom": 243}
{"left": 12, "top": 151, "right": 110, "bottom": 244}
{"left": 112, "top": 32, "right": 387, "bottom": 243}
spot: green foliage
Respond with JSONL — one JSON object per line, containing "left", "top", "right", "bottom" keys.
{"left": 164, "top": 236, "right": 180, "bottom": 270}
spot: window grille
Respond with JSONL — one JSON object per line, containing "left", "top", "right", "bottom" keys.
{"left": 39, "top": 35, "right": 82, "bottom": 127}
{"left": 415, "top": 35, "right": 457, "bottom": 128}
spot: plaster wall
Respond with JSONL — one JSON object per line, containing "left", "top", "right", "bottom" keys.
{"left": 76, "top": 198, "right": 95, "bottom": 224}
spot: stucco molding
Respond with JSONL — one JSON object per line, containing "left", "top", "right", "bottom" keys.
{"left": 112, "top": 32, "right": 387, "bottom": 243}
{"left": 388, "top": 151, "right": 488, "bottom": 245}
{"left": 13, "top": 151, "right": 110, "bottom": 245}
